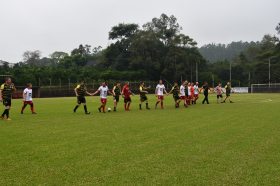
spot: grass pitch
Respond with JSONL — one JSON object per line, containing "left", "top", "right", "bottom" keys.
{"left": 0, "top": 93, "right": 280, "bottom": 185}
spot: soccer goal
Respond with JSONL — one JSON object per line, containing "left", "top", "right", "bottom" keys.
{"left": 250, "top": 83, "right": 280, "bottom": 93}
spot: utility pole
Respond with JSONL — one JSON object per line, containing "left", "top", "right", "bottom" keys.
{"left": 196, "top": 60, "right": 198, "bottom": 82}
{"left": 269, "top": 58, "right": 271, "bottom": 87}
{"left": 230, "top": 62, "right": 232, "bottom": 82}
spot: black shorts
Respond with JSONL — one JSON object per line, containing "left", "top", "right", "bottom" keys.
{"left": 173, "top": 95, "right": 180, "bottom": 101}
{"left": 114, "top": 95, "right": 120, "bottom": 102}
{"left": 226, "top": 93, "right": 230, "bottom": 97}
{"left": 140, "top": 95, "right": 148, "bottom": 102}
{"left": 217, "top": 95, "right": 223, "bottom": 99}
{"left": 124, "top": 97, "right": 131, "bottom": 103}
{"left": 77, "top": 96, "right": 86, "bottom": 104}
{"left": 3, "top": 99, "right": 11, "bottom": 107}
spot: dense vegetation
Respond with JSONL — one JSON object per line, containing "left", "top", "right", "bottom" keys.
{"left": 0, "top": 15, "right": 279, "bottom": 87}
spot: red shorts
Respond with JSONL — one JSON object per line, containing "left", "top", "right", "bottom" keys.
{"left": 194, "top": 94, "right": 199, "bottom": 98}
{"left": 188, "top": 95, "right": 193, "bottom": 99}
{"left": 157, "top": 95, "right": 164, "bottom": 100}
{"left": 180, "top": 96, "right": 186, "bottom": 100}
{"left": 24, "top": 101, "right": 33, "bottom": 105}
{"left": 101, "top": 98, "right": 107, "bottom": 104}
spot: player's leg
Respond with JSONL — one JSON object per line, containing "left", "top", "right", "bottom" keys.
{"left": 29, "top": 101, "right": 36, "bottom": 114}
{"left": 74, "top": 97, "right": 81, "bottom": 112}
{"left": 145, "top": 99, "right": 150, "bottom": 109}
{"left": 1, "top": 100, "right": 10, "bottom": 119}
{"left": 21, "top": 101, "right": 28, "bottom": 114}
{"left": 139, "top": 97, "right": 142, "bottom": 110}
{"left": 155, "top": 96, "right": 160, "bottom": 109}
{"left": 126, "top": 97, "right": 131, "bottom": 111}
{"left": 160, "top": 97, "right": 164, "bottom": 109}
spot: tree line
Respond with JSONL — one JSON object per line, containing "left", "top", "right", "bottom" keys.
{"left": 0, "top": 14, "right": 279, "bottom": 87}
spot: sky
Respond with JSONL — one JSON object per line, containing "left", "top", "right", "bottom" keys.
{"left": 0, "top": 0, "right": 279, "bottom": 63}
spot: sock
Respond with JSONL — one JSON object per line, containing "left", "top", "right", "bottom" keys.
{"left": 124, "top": 104, "right": 127, "bottom": 110}
{"left": 21, "top": 104, "right": 27, "bottom": 112}
{"left": 31, "top": 103, "right": 34, "bottom": 112}
{"left": 139, "top": 104, "right": 142, "bottom": 109}
{"left": 160, "top": 102, "right": 163, "bottom": 109}
{"left": 74, "top": 105, "right": 79, "bottom": 112}
{"left": 84, "top": 105, "right": 88, "bottom": 113}
{"left": 127, "top": 103, "right": 130, "bottom": 110}
{"left": 6, "top": 109, "right": 9, "bottom": 118}
{"left": 102, "top": 106, "right": 105, "bottom": 112}
{"left": 114, "top": 106, "right": 116, "bottom": 111}
{"left": 146, "top": 102, "right": 149, "bottom": 108}
{"left": 2, "top": 109, "right": 8, "bottom": 117}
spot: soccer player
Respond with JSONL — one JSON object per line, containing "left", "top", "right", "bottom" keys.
{"left": 0, "top": 77, "right": 16, "bottom": 120}
{"left": 222, "top": 82, "right": 234, "bottom": 103}
{"left": 92, "top": 82, "right": 112, "bottom": 113}
{"left": 155, "top": 80, "right": 168, "bottom": 109}
{"left": 201, "top": 82, "right": 210, "bottom": 104}
{"left": 187, "top": 82, "right": 192, "bottom": 105}
{"left": 73, "top": 80, "right": 92, "bottom": 114}
{"left": 180, "top": 81, "right": 187, "bottom": 107}
{"left": 215, "top": 83, "right": 224, "bottom": 103}
{"left": 169, "top": 82, "right": 181, "bottom": 108}
{"left": 122, "top": 82, "right": 133, "bottom": 111}
{"left": 112, "top": 82, "right": 121, "bottom": 111}
{"left": 21, "top": 83, "right": 36, "bottom": 114}
{"left": 193, "top": 82, "right": 199, "bottom": 104}
{"left": 139, "top": 82, "right": 150, "bottom": 110}
{"left": 190, "top": 82, "right": 195, "bottom": 104}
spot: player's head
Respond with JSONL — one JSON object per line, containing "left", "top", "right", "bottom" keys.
{"left": 5, "top": 77, "right": 12, "bottom": 84}
{"left": 188, "top": 82, "right": 191, "bottom": 86}
{"left": 174, "top": 82, "right": 178, "bottom": 86}
{"left": 181, "top": 81, "right": 185, "bottom": 85}
{"left": 140, "top": 81, "right": 144, "bottom": 86}
{"left": 159, "top": 80, "right": 162, "bottom": 84}
{"left": 80, "top": 80, "right": 85, "bottom": 85}
{"left": 27, "top": 83, "right": 32, "bottom": 88}
{"left": 125, "top": 81, "right": 130, "bottom": 86}
{"left": 218, "top": 82, "right": 221, "bottom": 86}
{"left": 196, "top": 82, "right": 199, "bottom": 85}
{"left": 115, "top": 82, "right": 121, "bottom": 86}
{"left": 102, "top": 82, "right": 106, "bottom": 87}
{"left": 227, "top": 82, "right": 230, "bottom": 85}
{"left": 185, "top": 80, "right": 189, "bottom": 84}
{"left": 191, "top": 82, "right": 194, "bottom": 86}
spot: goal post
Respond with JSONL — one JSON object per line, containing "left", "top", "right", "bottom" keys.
{"left": 250, "top": 83, "right": 280, "bottom": 93}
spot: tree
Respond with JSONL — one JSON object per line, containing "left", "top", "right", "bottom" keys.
{"left": 22, "top": 50, "right": 41, "bottom": 66}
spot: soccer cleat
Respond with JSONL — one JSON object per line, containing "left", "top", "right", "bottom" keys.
{"left": 230, "top": 101, "right": 234, "bottom": 103}
{"left": 32, "top": 112, "right": 37, "bottom": 114}
{"left": 5, "top": 118, "right": 11, "bottom": 121}
{"left": 98, "top": 108, "right": 101, "bottom": 113}
{"left": 85, "top": 112, "right": 91, "bottom": 115}
{"left": 21, "top": 111, "right": 23, "bottom": 114}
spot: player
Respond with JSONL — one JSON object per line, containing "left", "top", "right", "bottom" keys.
{"left": 190, "top": 82, "right": 195, "bottom": 104}
{"left": 215, "top": 83, "right": 224, "bottom": 103}
{"left": 21, "top": 83, "right": 36, "bottom": 114}
{"left": 222, "top": 82, "right": 234, "bottom": 103}
{"left": 73, "top": 80, "right": 92, "bottom": 114}
{"left": 139, "top": 82, "right": 150, "bottom": 110}
{"left": 122, "top": 82, "right": 133, "bottom": 111}
{"left": 112, "top": 82, "right": 121, "bottom": 111}
{"left": 169, "top": 82, "right": 181, "bottom": 108}
{"left": 187, "top": 82, "right": 192, "bottom": 105}
{"left": 193, "top": 82, "right": 199, "bottom": 104}
{"left": 155, "top": 80, "right": 168, "bottom": 109}
{"left": 92, "top": 82, "right": 112, "bottom": 113}
{"left": 201, "top": 82, "right": 210, "bottom": 104}
{"left": 0, "top": 77, "right": 16, "bottom": 120}
{"left": 180, "top": 81, "right": 187, "bottom": 107}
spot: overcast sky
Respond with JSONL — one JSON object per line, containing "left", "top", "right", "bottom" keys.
{"left": 0, "top": 0, "right": 279, "bottom": 63}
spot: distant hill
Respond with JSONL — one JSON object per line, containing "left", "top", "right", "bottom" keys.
{"left": 199, "top": 41, "right": 259, "bottom": 63}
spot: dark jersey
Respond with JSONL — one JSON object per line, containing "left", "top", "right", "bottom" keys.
{"left": 171, "top": 85, "right": 180, "bottom": 97}
{"left": 113, "top": 86, "right": 121, "bottom": 96}
{"left": 139, "top": 85, "right": 147, "bottom": 97}
{"left": 203, "top": 85, "right": 209, "bottom": 95}
{"left": 0, "top": 83, "right": 15, "bottom": 99}
{"left": 76, "top": 84, "right": 87, "bottom": 97}
{"left": 225, "top": 85, "right": 231, "bottom": 95}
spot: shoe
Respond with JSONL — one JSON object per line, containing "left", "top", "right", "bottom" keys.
{"left": 230, "top": 101, "right": 234, "bottom": 103}
{"left": 6, "top": 118, "right": 11, "bottom": 121}
{"left": 146, "top": 107, "right": 150, "bottom": 110}
{"left": 32, "top": 112, "right": 37, "bottom": 114}
{"left": 98, "top": 108, "right": 101, "bottom": 113}
{"left": 21, "top": 111, "right": 23, "bottom": 114}
{"left": 85, "top": 112, "right": 91, "bottom": 115}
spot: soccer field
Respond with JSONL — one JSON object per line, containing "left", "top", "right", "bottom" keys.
{"left": 0, "top": 93, "right": 280, "bottom": 185}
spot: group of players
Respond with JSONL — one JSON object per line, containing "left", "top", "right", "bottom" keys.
{"left": 0, "top": 77, "right": 233, "bottom": 120}
{"left": 72, "top": 79, "right": 234, "bottom": 114}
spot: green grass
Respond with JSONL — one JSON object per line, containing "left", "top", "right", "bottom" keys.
{"left": 0, "top": 93, "right": 280, "bottom": 185}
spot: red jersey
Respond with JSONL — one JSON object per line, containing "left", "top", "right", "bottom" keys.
{"left": 122, "top": 85, "right": 131, "bottom": 98}
{"left": 191, "top": 86, "right": 194, "bottom": 96}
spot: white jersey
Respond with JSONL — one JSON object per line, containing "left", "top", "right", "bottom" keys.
{"left": 180, "top": 85, "right": 185, "bottom": 96}
{"left": 188, "top": 86, "right": 192, "bottom": 96}
{"left": 23, "top": 88, "right": 32, "bottom": 101}
{"left": 194, "top": 85, "right": 199, "bottom": 95}
{"left": 156, "top": 84, "right": 166, "bottom": 96}
{"left": 98, "top": 86, "right": 109, "bottom": 99}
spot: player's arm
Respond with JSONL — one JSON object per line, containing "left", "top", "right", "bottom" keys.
{"left": 140, "top": 86, "right": 148, "bottom": 94}
{"left": 112, "top": 86, "right": 116, "bottom": 96}
{"left": 155, "top": 87, "right": 158, "bottom": 96}
{"left": 91, "top": 88, "right": 100, "bottom": 96}
{"left": 168, "top": 87, "right": 174, "bottom": 95}
{"left": 74, "top": 85, "right": 79, "bottom": 96}
{"left": 23, "top": 90, "right": 27, "bottom": 101}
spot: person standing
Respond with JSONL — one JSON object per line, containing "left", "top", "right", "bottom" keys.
{"left": 92, "top": 82, "right": 112, "bottom": 113}
{"left": 180, "top": 81, "right": 187, "bottom": 107}
{"left": 215, "top": 83, "right": 224, "bottom": 103}
{"left": 112, "top": 82, "right": 121, "bottom": 112}
{"left": 139, "top": 82, "right": 150, "bottom": 110}
{"left": 0, "top": 77, "right": 16, "bottom": 120}
{"left": 122, "top": 82, "right": 133, "bottom": 111}
{"left": 169, "top": 82, "right": 181, "bottom": 108}
{"left": 155, "top": 80, "right": 168, "bottom": 109}
{"left": 222, "top": 82, "right": 234, "bottom": 103}
{"left": 193, "top": 82, "right": 199, "bottom": 104}
{"left": 73, "top": 80, "right": 92, "bottom": 114}
{"left": 201, "top": 82, "right": 210, "bottom": 104}
{"left": 21, "top": 83, "right": 36, "bottom": 114}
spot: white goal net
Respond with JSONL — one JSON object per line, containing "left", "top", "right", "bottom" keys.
{"left": 250, "top": 83, "right": 280, "bottom": 93}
